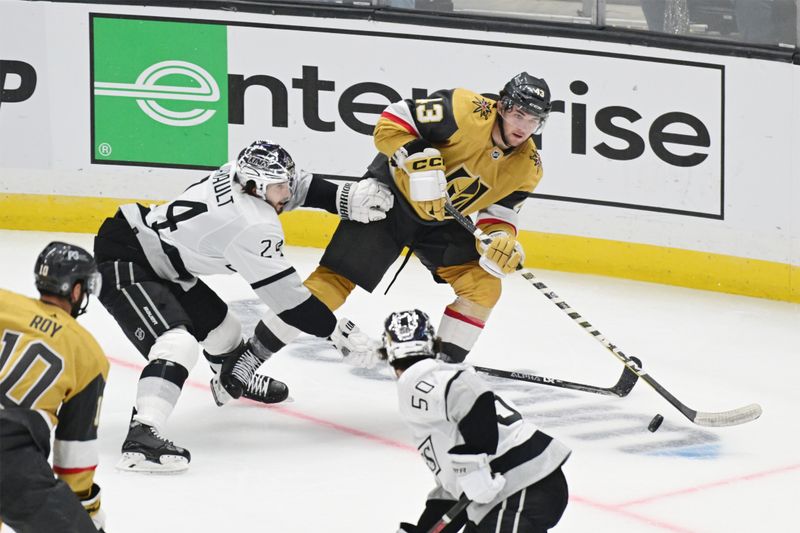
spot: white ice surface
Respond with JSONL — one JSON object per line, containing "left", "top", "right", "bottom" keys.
{"left": 1, "top": 229, "right": 797, "bottom": 533}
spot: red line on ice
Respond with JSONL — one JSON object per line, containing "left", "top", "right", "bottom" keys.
{"left": 108, "top": 355, "right": 415, "bottom": 452}
{"left": 108, "top": 355, "right": 736, "bottom": 532}
{"left": 616, "top": 463, "right": 800, "bottom": 507}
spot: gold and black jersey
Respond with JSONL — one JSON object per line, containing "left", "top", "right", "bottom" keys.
{"left": 0, "top": 288, "right": 108, "bottom": 497}
{"left": 374, "top": 88, "right": 543, "bottom": 230}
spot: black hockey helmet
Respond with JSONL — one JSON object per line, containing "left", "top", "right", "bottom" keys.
{"left": 235, "top": 140, "right": 297, "bottom": 200}
{"left": 499, "top": 72, "right": 551, "bottom": 134}
{"left": 34, "top": 241, "right": 101, "bottom": 316}
{"left": 383, "top": 309, "right": 437, "bottom": 369}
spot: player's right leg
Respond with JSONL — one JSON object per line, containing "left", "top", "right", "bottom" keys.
{"left": 306, "top": 210, "right": 417, "bottom": 365}
{"left": 309, "top": 212, "right": 410, "bottom": 303}
{"left": 413, "top": 221, "right": 501, "bottom": 363}
{"left": 199, "top": 309, "right": 289, "bottom": 406}
{"left": 95, "top": 260, "right": 195, "bottom": 473}
{"left": 95, "top": 212, "right": 197, "bottom": 472}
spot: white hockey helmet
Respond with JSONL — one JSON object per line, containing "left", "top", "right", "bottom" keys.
{"left": 235, "top": 140, "right": 297, "bottom": 200}
{"left": 383, "top": 309, "right": 437, "bottom": 368}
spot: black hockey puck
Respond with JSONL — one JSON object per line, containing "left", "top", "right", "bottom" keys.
{"left": 648, "top": 414, "right": 664, "bottom": 432}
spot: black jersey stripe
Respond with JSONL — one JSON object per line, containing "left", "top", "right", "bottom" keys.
{"left": 136, "top": 204, "right": 194, "bottom": 282}
{"left": 277, "top": 295, "right": 336, "bottom": 338}
{"left": 250, "top": 267, "right": 297, "bottom": 290}
{"left": 53, "top": 373, "right": 106, "bottom": 442}
{"left": 490, "top": 430, "right": 553, "bottom": 475}
{"left": 443, "top": 370, "right": 465, "bottom": 422}
{"left": 452, "top": 391, "right": 499, "bottom": 455}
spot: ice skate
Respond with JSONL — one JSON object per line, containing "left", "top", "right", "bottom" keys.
{"left": 116, "top": 415, "right": 190, "bottom": 474}
{"left": 211, "top": 372, "right": 289, "bottom": 406}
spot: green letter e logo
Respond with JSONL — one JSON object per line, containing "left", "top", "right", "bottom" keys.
{"left": 92, "top": 17, "right": 228, "bottom": 168}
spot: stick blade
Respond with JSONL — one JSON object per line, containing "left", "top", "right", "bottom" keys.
{"left": 693, "top": 403, "right": 763, "bottom": 427}
{"left": 611, "top": 356, "right": 641, "bottom": 397}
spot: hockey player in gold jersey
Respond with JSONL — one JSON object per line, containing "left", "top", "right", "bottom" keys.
{"left": 307, "top": 72, "right": 551, "bottom": 364}
{"left": 0, "top": 242, "right": 108, "bottom": 533}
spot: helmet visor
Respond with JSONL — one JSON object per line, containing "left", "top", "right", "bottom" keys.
{"left": 384, "top": 337, "right": 434, "bottom": 362}
{"left": 85, "top": 271, "right": 102, "bottom": 297}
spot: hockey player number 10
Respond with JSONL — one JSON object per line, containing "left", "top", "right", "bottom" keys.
{"left": 0, "top": 330, "right": 64, "bottom": 409}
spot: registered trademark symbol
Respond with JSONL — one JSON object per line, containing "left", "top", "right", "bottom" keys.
{"left": 98, "top": 143, "right": 112, "bottom": 157}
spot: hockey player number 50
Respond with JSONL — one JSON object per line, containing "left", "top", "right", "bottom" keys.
{"left": 0, "top": 330, "right": 64, "bottom": 408}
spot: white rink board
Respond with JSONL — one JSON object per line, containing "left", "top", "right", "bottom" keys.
{"left": 0, "top": 0, "right": 797, "bottom": 265}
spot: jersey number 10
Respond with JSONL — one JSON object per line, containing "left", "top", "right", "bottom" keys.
{"left": 0, "top": 330, "right": 64, "bottom": 409}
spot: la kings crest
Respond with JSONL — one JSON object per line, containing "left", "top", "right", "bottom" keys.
{"left": 446, "top": 165, "right": 490, "bottom": 214}
{"left": 418, "top": 435, "right": 442, "bottom": 475}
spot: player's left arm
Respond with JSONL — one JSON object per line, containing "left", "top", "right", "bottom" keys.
{"left": 473, "top": 191, "right": 529, "bottom": 277}
{"left": 444, "top": 370, "right": 507, "bottom": 504}
{"left": 445, "top": 370, "right": 499, "bottom": 455}
{"left": 475, "top": 146, "right": 542, "bottom": 276}
{"left": 285, "top": 170, "right": 393, "bottom": 224}
{"left": 224, "top": 225, "right": 337, "bottom": 345}
{"left": 53, "top": 336, "right": 108, "bottom": 528}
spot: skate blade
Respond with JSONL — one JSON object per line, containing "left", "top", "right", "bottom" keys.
{"left": 210, "top": 376, "right": 232, "bottom": 407}
{"left": 116, "top": 452, "right": 189, "bottom": 474}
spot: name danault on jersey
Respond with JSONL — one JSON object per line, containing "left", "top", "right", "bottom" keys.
{"left": 211, "top": 166, "right": 234, "bottom": 207}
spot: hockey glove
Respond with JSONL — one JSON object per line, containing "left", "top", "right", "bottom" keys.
{"left": 80, "top": 483, "right": 107, "bottom": 531}
{"left": 336, "top": 178, "right": 394, "bottom": 223}
{"left": 451, "top": 453, "right": 506, "bottom": 504}
{"left": 478, "top": 232, "right": 524, "bottom": 278}
{"left": 330, "top": 318, "right": 383, "bottom": 369}
{"left": 395, "top": 143, "right": 448, "bottom": 221}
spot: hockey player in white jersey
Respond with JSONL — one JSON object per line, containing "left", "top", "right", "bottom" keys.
{"left": 384, "top": 309, "right": 570, "bottom": 532}
{"left": 93, "top": 140, "right": 392, "bottom": 472}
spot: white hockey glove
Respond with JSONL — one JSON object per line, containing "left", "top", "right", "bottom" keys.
{"left": 395, "top": 144, "right": 448, "bottom": 221}
{"left": 451, "top": 453, "right": 506, "bottom": 504}
{"left": 478, "top": 231, "right": 525, "bottom": 278}
{"left": 330, "top": 318, "right": 383, "bottom": 369}
{"left": 336, "top": 178, "right": 394, "bottom": 223}
{"left": 80, "top": 483, "right": 107, "bottom": 531}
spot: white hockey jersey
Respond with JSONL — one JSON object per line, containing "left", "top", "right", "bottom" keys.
{"left": 396, "top": 358, "right": 571, "bottom": 524}
{"left": 120, "top": 162, "right": 315, "bottom": 317}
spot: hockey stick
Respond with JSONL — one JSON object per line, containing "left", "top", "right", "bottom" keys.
{"left": 426, "top": 494, "right": 471, "bottom": 533}
{"left": 472, "top": 357, "right": 640, "bottom": 397}
{"left": 444, "top": 202, "right": 763, "bottom": 427}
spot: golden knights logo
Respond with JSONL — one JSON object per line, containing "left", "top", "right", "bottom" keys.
{"left": 530, "top": 149, "right": 542, "bottom": 168}
{"left": 472, "top": 97, "right": 492, "bottom": 120}
{"left": 446, "top": 166, "right": 489, "bottom": 214}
